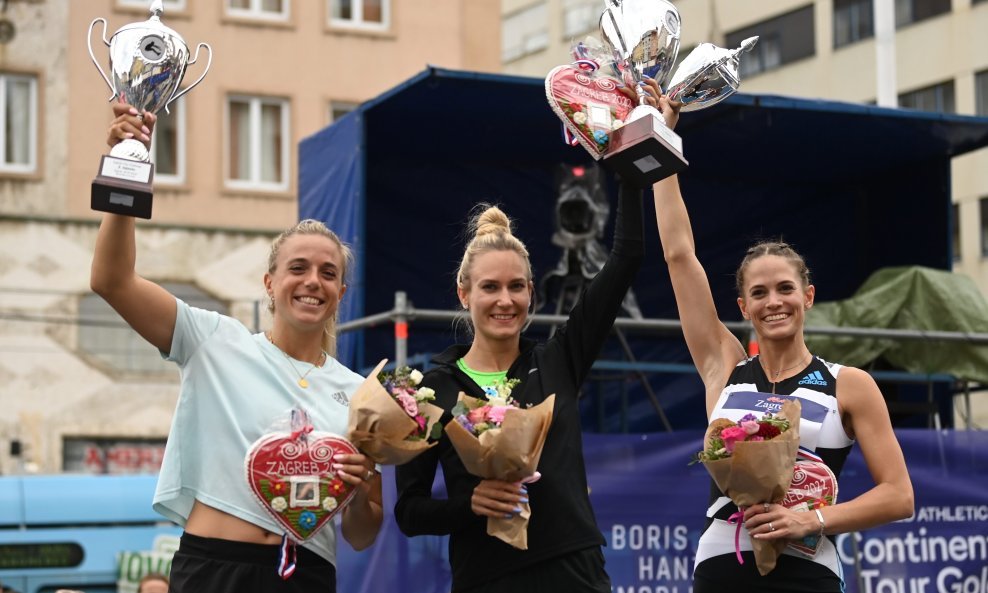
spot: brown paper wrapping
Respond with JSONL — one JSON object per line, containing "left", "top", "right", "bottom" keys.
{"left": 700, "top": 399, "right": 802, "bottom": 575}
{"left": 346, "top": 359, "right": 443, "bottom": 466}
{"left": 444, "top": 393, "right": 555, "bottom": 550}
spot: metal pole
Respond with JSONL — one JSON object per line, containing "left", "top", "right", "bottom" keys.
{"left": 963, "top": 381, "right": 972, "bottom": 430}
{"left": 874, "top": 0, "right": 897, "bottom": 107}
{"left": 394, "top": 291, "right": 408, "bottom": 368}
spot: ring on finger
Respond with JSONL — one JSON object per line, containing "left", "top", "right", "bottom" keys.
{"left": 764, "top": 503, "right": 770, "bottom": 512}
{"left": 364, "top": 469, "right": 375, "bottom": 480}
{"left": 769, "top": 522, "right": 775, "bottom": 532}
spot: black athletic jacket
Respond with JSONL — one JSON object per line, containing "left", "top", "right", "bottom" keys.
{"left": 394, "top": 184, "right": 644, "bottom": 592}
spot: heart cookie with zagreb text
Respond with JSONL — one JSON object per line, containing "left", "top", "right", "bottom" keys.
{"left": 782, "top": 460, "right": 838, "bottom": 557}
{"left": 245, "top": 431, "right": 359, "bottom": 542}
{"left": 545, "top": 64, "right": 635, "bottom": 159}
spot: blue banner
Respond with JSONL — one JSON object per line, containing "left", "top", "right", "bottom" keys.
{"left": 337, "top": 429, "right": 988, "bottom": 593}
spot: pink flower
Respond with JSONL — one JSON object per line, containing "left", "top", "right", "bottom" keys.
{"left": 415, "top": 415, "right": 427, "bottom": 431}
{"left": 468, "top": 406, "right": 491, "bottom": 426}
{"left": 719, "top": 426, "right": 748, "bottom": 452}
{"left": 396, "top": 393, "right": 418, "bottom": 417}
{"left": 739, "top": 418, "right": 760, "bottom": 435}
{"left": 487, "top": 405, "right": 511, "bottom": 425}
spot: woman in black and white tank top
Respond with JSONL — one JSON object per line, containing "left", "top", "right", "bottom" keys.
{"left": 646, "top": 80, "right": 914, "bottom": 593}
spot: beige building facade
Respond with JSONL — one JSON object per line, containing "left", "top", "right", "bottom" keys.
{"left": 502, "top": 0, "right": 988, "bottom": 427}
{"left": 0, "top": 0, "right": 499, "bottom": 474}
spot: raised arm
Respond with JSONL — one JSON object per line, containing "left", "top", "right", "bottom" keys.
{"left": 89, "top": 103, "right": 176, "bottom": 353}
{"left": 647, "top": 86, "right": 745, "bottom": 415}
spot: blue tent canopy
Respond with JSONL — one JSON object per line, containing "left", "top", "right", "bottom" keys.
{"left": 299, "top": 67, "right": 988, "bottom": 431}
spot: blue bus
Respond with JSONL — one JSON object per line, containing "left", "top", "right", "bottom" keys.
{"left": 0, "top": 475, "right": 180, "bottom": 593}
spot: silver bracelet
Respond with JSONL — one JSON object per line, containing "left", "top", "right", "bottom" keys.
{"left": 815, "top": 508, "right": 826, "bottom": 536}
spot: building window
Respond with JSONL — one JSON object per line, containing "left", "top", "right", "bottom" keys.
{"left": 118, "top": 0, "right": 186, "bottom": 9}
{"left": 0, "top": 73, "right": 37, "bottom": 174}
{"left": 834, "top": 0, "right": 873, "bottom": 48}
{"left": 227, "top": 0, "right": 289, "bottom": 20}
{"left": 726, "top": 5, "right": 814, "bottom": 77}
{"left": 502, "top": 2, "right": 549, "bottom": 62}
{"left": 151, "top": 97, "right": 185, "bottom": 184}
{"left": 562, "top": 0, "right": 600, "bottom": 38}
{"left": 951, "top": 203, "right": 960, "bottom": 262}
{"left": 976, "top": 70, "right": 988, "bottom": 116}
{"left": 329, "top": 0, "right": 388, "bottom": 30}
{"left": 329, "top": 100, "right": 358, "bottom": 123}
{"left": 227, "top": 95, "right": 290, "bottom": 190}
{"left": 895, "top": 0, "right": 950, "bottom": 27}
{"left": 80, "top": 283, "right": 228, "bottom": 374}
{"left": 898, "top": 80, "right": 955, "bottom": 113}
{"left": 981, "top": 197, "right": 988, "bottom": 258}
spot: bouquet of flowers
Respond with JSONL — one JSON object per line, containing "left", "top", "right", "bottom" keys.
{"left": 346, "top": 359, "right": 444, "bottom": 465}
{"left": 694, "top": 410, "right": 792, "bottom": 463}
{"left": 696, "top": 398, "right": 802, "bottom": 575}
{"left": 445, "top": 380, "right": 555, "bottom": 550}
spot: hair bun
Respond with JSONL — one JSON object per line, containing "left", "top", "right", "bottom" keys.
{"left": 474, "top": 206, "right": 512, "bottom": 238}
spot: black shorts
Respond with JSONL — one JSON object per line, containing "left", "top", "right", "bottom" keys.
{"left": 169, "top": 532, "right": 336, "bottom": 593}
{"left": 693, "top": 552, "right": 842, "bottom": 593}
{"left": 463, "top": 547, "right": 610, "bottom": 593}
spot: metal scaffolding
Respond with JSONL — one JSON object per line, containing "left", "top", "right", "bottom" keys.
{"left": 338, "top": 291, "right": 988, "bottom": 431}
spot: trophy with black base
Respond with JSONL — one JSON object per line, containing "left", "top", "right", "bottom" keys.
{"left": 546, "top": 0, "right": 758, "bottom": 188}
{"left": 87, "top": 0, "right": 211, "bottom": 219}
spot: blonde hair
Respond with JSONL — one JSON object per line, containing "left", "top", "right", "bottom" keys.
{"left": 267, "top": 219, "right": 354, "bottom": 356}
{"left": 455, "top": 205, "right": 534, "bottom": 335}
{"left": 735, "top": 240, "right": 810, "bottom": 297}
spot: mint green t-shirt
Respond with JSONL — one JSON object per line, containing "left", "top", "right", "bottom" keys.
{"left": 154, "top": 298, "right": 364, "bottom": 566}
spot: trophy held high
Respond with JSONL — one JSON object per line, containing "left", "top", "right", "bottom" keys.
{"left": 87, "top": 0, "right": 211, "bottom": 219}
{"left": 546, "top": 0, "right": 758, "bottom": 188}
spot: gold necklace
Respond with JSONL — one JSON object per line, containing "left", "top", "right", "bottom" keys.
{"left": 267, "top": 333, "right": 326, "bottom": 389}
{"left": 763, "top": 352, "right": 811, "bottom": 395}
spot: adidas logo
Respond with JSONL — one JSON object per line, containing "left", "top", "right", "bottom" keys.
{"left": 798, "top": 370, "right": 828, "bottom": 386}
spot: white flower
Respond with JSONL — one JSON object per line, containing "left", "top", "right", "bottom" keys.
{"left": 322, "top": 497, "right": 338, "bottom": 512}
{"left": 487, "top": 396, "right": 508, "bottom": 408}
{"left": 271, "top": 496, "right": 287, "bottom": 512}
{"left": 611, "top": 119, "right": 624, "bottom": 130}
{"left": 409, "top": 369, "right": 424, "bottom": 385}
{"left": 573, "top": 111, "right": 588, "bottom": 125}
{"left": 416, "top": 386, "right": 435, "bottom": 400}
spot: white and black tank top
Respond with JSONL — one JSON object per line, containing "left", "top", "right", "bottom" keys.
{"left": 694, "top": 355, "right": 855, "bottom": 577}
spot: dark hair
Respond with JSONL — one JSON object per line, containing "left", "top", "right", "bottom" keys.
{"left": 735, "top": 240, "right": 810, "bottom": 296}
{"left": 138, "top": 572, "right": 169, "bottom": 592}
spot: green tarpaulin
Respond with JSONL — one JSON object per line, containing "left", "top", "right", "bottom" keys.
{"left": 805, "top": 267, "right": 988, "bottom": 382}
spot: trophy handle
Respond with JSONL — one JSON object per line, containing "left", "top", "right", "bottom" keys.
{"left": 166, "top": 42, "right": 212, "bottom": 113}
{"left": 87, "top": 18, "right": 116, "bottom": 101}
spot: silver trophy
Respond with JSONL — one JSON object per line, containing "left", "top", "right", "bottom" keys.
{"left": 598, "top": 0, "right": 757, "bottom": 186}
{"left": 87, "top": 0, "right": 212, "bottom": 218}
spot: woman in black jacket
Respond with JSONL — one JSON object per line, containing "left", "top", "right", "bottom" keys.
{"left": 394, "top": 95, "right": 676, "bottom": 592}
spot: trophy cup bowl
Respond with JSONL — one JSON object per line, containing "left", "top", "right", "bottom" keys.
{"left": 87, "top": 0, "right": 211, "bottom": 219}
{"left": 598, "top": 0, "right": 688, "bottom": 188}
{"left": 599, "top": 0, "right": 681, "bottom": 91}
{"left": 668, "top": 37, "right": 759, "bottom": 112}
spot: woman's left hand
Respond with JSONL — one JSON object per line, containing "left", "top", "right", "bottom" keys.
{"left": 745, "top": 502, "right": 821, "bottom": 540}
{"left": 638, "top": 77, "right": 682, "bottom": 130}
{"left": 333, "top": 452, "right": 378, "bottom": 489}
